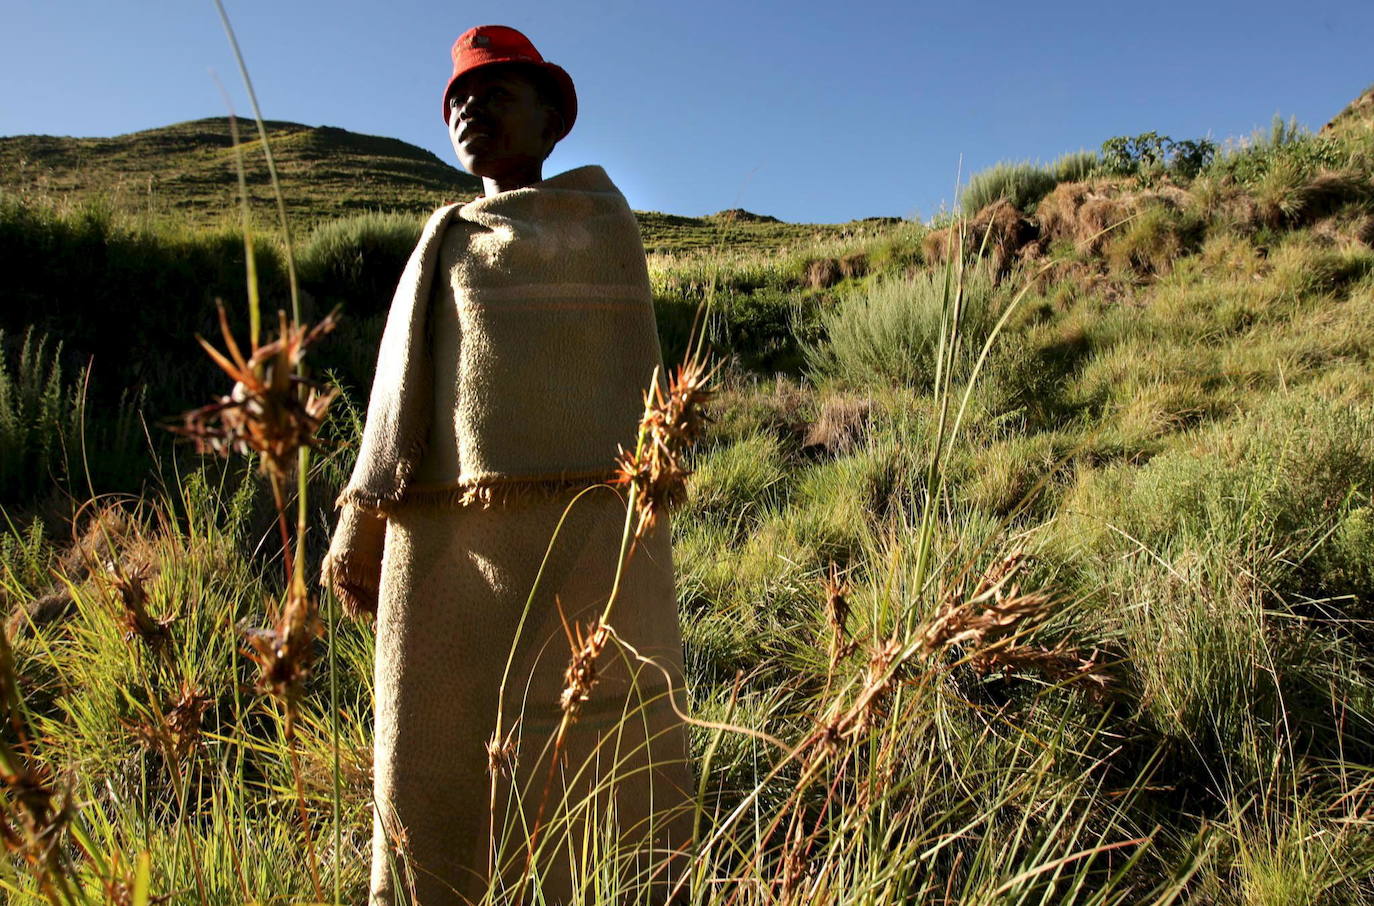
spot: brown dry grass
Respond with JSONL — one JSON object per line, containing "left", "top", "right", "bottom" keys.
{"left": 802, "top": 393, "right": 873, "bottom": 457}
{"left": 923, "top": 200, "right": 1040, "bottom": 278}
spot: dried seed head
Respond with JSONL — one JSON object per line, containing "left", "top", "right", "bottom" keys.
{"left": 780, "top": 819, "right": 811, "bottom": 900}
{"left": 171, "top": 303, "right": 340, "bottom": 480}
{"left": 0, "top": 635, "right": 71, "bottom": 895}
{"left": 922, "top": 549, "right": 1052, "bottom": 653}
{"left": 107, "top": 563, "right": 174, "bottom": 654}
{"left": 559, "top": 617, "right": 610, "bottom": 720}
{"left": 823, "top": 563, "right": 857, "bottom": 668}
{"left": 0, "top": 756, "right": 73, "bottom": 878}
{"left": 806, "top": 634, "right": 910, "bottom": 767}
{"left": 970, "top": 644, "right": 1112, "bottom": 698}
{"left": 164, "top": 683, "right": 213, "bottom": 762}
{"left": 485, "top": 728, "right": 517, "bottom": 779}
{"left": 921, "top": 548, "right": 1111, "bottom": 695}
{"left": 241, "top": 582, "right": 322, "bottom": 735}
{"left": 613, "top": 355, "right": 716, "bottom": 539}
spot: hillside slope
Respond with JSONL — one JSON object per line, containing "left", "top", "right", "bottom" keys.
{"left": 1323, "top": 82, "right": 1374, "bottom": 135}
{"left": 0, "top": 117, "right": 482, "bottom": 228}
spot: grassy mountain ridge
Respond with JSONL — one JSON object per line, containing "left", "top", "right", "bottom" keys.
{"left": 0, "top": 117, "right": 896, "bottom": 250}
{"left": 0, "top": 116, "right": 483, "bottom": 228}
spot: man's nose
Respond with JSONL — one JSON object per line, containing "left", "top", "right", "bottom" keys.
{"left": 456, "top": 94, "right": 485, "bottom": 121}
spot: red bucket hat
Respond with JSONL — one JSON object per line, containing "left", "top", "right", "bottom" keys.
{"left": 442, "top": 25, "right": 578, "bottom": 140}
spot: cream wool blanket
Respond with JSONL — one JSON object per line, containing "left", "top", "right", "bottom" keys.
{"left": 319, "top": 166, "right": 694, "bottom": 904}
{"left": 369, "top": 492, "right": 693, "bottom": 906}
{"left": 323, "top": 165, "right": 665, "bottom": 618}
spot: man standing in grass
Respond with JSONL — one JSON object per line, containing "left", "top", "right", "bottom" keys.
{"left": 323, "top": 24, "right": 694, "bottom": 906}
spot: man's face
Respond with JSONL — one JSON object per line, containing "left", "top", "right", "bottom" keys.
{"left": 446, "top": 65, "right": 559, "bottom": 181}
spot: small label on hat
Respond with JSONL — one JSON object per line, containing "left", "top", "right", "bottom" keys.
{"left": 474, "top": 34, "right": 490, "bottom": 46}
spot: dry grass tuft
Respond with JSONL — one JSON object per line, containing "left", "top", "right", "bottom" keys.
{"left": 924, "top": 200, "right": 1040, "bottom": 278}
{"left": 802, "top": 394, "right": 873, "bottom": 457}
{"left": 805, "top": 257, "right": 842, "bottom": 290}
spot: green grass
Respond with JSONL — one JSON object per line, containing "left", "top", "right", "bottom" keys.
{"left": 3, "top": 93, "right": 1374, "bottom": 905}
{"left": 805, "top": 263, "right": 1003, "bottom": 389}
{"left": 960, "top": 160, "right": 1059, "bottom": 215}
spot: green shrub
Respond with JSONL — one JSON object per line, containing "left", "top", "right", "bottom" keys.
{"left": 960, "top": 161, "right": 1058, "bottom": 215}
{"left": 1208, "top": 127, "right": 1350, "bottom": 190}
{"left": 1048, "top": 393, "right": 1374, "bottom": 771}
{"left": 0, "top": 194, "right": 289, "bottom": 418}
{"left": 704, "top": 285, "right": 815, "bottom": 375}
{"left": 806, "top": 264, "right": 1002, "bottom": 390}
{"left": 1051, "top": 150, "right": 1100, "bottom": 183}
{"left": 0, "top": 326, "right": 148, "bottom": 503}
{"left": 1100, "top": 132, "right": 1217, "bottom": 181}
{"left": 296, "top": 211, "right": 423, "bottom": 317}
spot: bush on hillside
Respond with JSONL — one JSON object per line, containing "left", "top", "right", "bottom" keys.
{"left": 806, "top": 264, "right": 1002, "bottom": 389}
{"left": 1207, "top": 117, "right": 1347, "bottom": 188}
{"left": 0, "top": 326, "right": 148, "bottom": 503}
{"left": 1104, "top": 200, "right": 1205, "bottom": 274}
{"left": 1051, "top": 150, "right": 1100, "bottom": 183}
{"left": 1252, "top": 162, "right": 1373, "bottom": 228}
{"left": 1100, "top": 132, "right": 1217, "bottom": 181}
{"left": 0, "top": 195, "right": 290, "bottom": 417}
{"left": 960, "top": 161, "right": 1058, "bottom": 216}
{"left": 296, "top": 211, "right": 423, "bottom": 317}
{"left": 1052, "top": 393, "right": 1374, "bottom": 769}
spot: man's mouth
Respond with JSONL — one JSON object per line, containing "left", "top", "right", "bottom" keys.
{"left": 459, "top": 125, "right": 495, "bottom": 144}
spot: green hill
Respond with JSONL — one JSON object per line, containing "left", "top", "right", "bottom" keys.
{"left": 0, "top": 117, "right": 482, "bottom": 229}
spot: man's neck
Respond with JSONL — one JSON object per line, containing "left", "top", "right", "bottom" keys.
{"left": 481, "top": 163, "right": 543, "bottom": 196}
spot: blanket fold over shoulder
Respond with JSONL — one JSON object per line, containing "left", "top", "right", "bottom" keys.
{"left": 320, "top": 165, "right": 662, "bottom": 616}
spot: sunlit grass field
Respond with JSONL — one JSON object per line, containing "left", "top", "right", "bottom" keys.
{"left": 1, "top": 99, "right": 1373, "bottom": 904}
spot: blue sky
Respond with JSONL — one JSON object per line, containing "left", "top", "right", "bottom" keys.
{"left": 3, "top": 0, "right": 1372, "bottom": 223}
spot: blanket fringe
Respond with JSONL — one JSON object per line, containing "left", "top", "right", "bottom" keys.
{"left": 336, "top": 472, "right": 621, "bottom": 514}
{"left": 398, "top": 475, "right": 621, "bottom": 509}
